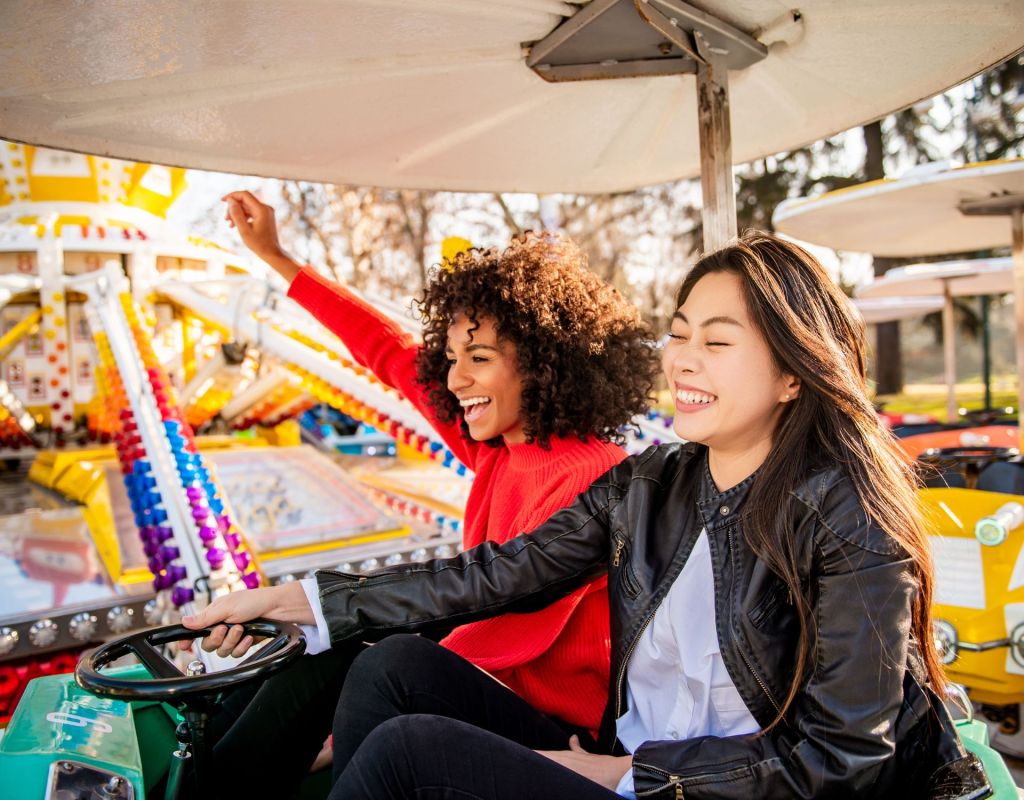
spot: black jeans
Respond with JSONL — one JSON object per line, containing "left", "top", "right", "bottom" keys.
{"left": 329, "top": 635, "right": 621, "bottom": 800}
{"left": 207, "top": 641, "right": 366, "bottom": 799}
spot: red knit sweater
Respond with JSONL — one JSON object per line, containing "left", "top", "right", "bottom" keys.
{"left": 288, "top": 267, "right": 624, "bottom": 730}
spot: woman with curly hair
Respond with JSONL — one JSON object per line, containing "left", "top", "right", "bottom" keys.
{"left": 196, "top": 191, "right": 658, "bottom": 796}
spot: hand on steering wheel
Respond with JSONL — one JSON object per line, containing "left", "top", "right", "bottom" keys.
{"left": 76, "top": 619, "right": 305, "bottom": 704}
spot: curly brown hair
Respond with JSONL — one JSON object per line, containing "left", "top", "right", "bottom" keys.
{"left": 414, "top": 231, "right": 658, "bottom": 448}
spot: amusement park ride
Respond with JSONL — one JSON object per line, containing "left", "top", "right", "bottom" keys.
{"left": 0, "top": 0, "right": 1021, "bottom": 797}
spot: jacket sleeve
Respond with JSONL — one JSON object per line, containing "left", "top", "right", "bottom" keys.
{"left": 314, "top": 466, "right": 625, "bottom": 646}
{"left": 631, "top": 487, "right": 917, "bottom": 799}
{"left": 286, "top": 265, "right": 478, "bottom": 469}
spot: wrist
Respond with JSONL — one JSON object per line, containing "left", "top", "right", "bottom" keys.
{"left": 270, "top": 581, "right": 316, "bottom": 625}
{"left": 261, "top": 248, "right": 303, "bottom": 283}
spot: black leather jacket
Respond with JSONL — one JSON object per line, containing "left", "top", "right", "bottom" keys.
{"left": 315, "top": 443, "right": 989, "bottom": 799}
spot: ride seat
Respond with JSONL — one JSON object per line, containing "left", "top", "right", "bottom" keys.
{"left": 976, "top": 460, "right": 1024, "bottom": 496}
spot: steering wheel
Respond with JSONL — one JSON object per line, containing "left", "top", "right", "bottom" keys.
{"left": 76, "top": 619, "right": 306, "bottom": 704}
{"left": 959, "top": 407, "right": 1016, "bottom": 426}
{"left": 918, "top": 447, "right": 1020, "bottom": 489}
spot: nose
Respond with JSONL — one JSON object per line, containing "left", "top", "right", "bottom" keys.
{"left": 447, "top": 357, "right": 471, "bottom": 393}
{"left": 662, "top": 339, "right": 699, "bottom": 379}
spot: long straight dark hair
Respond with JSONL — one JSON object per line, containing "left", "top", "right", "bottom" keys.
{"left": 676, "top": 230, "right": 944, "bottom": 727}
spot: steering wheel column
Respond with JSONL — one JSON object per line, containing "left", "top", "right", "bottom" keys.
{"left": 75, "top": 619, "right": 306, "bottom": 800}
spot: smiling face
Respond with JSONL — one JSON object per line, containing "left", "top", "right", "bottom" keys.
{"left": 662, "top": 271, "right": 798, "bottom": 481}
{"left": 446, "top": 314, "right": 526, "bottom": 444}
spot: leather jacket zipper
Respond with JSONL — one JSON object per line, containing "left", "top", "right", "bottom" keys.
{"left": 631, "top": 762, "right": 683, "bottom": 797}
{"left": 725, "top": 525, "right": 781, "bottom": 713}
{"left": 614, "top": 604, "right": 659, "bottom": 718}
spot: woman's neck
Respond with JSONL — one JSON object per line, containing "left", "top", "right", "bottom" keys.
{"left": 707, "top": 437, "right": 772, "bottom": 492}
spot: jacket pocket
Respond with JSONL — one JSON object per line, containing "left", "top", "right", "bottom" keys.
{"left": 612, "top": 530, "right": 641, "bottom": 598}
{"left": 747, "top": 581, "right": 789, "bottom": 630}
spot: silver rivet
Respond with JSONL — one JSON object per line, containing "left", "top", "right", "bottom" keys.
{"left": 69, "top": 612, "right": 98, "bottom": 642}
{"left": 107, "top": 606, "right": 134, "bottom": 633}
{"left": 0, "top": 626, "right": 19, "bottom": 656}
{"left": 29, "top": 619, "right": 59, "bottom": 648}
{"left": 720, "top": 505, "right": 730, "bottom": 516}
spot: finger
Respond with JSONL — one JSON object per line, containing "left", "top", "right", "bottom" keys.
{"left": 176, "top": 639, "right": 194, "bottom": 653}
{"left": 217, "top": 624, "right": 246, "bottom": 658}
{"left": 200, "top": 624, "right": 228, "bottom": 653}
{"left": 225, "top": 199, "right": 251, "bottom": 230}
{"left": 226, "top": 190, "right": 265, "bottom": 219}
{"left": 568, "top": 735, "right": 584, "bottom": 752}
{"left": 231, "top": 635, "right": 255, "bottom": 659}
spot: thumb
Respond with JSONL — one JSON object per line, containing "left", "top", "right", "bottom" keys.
{"left": 568, "top": 735, "right": 584, "bottom": 752}
{"left": 181, "top": 608, "right": 211, "bottom": 629}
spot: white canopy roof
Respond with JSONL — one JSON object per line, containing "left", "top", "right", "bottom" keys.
{"left": 856, "top": 257, "right": 1014, "bottom": 299}
{"left": 774, "top": 160, "right": 1024, "bottom": 257}
{"left": 851, "top": 296, "right": 945, "bottom": 324}
{"left": 0, "top": 1, "right": 1019, "bottom": 193}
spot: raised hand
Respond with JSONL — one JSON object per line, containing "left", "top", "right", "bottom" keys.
{"left": 223, "top": 190, "right": 302, "bottom": 283}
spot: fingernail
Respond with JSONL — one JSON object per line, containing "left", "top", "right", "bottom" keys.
{"left": 182, "top": 615, "right": 195, "bottom": 625}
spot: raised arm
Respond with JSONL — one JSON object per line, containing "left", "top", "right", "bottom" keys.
{"left": 223, "top": 190, "right": 477, "bottom": 467}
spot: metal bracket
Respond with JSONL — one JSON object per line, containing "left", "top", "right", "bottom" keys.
{"left": 526, "top": 0, "right": 766, "bottom": 83}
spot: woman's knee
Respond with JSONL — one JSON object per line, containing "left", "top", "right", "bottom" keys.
{"left": 346, "top": 634, "right": 441, "bottom": 686}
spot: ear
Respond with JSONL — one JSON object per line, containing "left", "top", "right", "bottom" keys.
{"left": 781, "top": 374, "right": 801, "bottom": 402}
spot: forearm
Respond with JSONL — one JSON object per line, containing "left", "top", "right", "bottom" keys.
{"left": 316, "top": 485, "right": 617, "bottom": 645}
{"left": 260, "top": 247, "right": 304, "bottom": 284}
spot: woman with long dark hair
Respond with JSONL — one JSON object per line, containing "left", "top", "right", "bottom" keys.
{"left": 186, "top": 231, "right": 985, "bottom": 799}
{"left": 192, "top": 192, "right": 658, "bottom": 794}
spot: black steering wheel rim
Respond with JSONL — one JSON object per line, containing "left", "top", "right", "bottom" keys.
{"left": 75, "top": 619, "right": 306, "bottom": 703}
{"left": 918, "top": 446, "right": 1019, "bottom": 464}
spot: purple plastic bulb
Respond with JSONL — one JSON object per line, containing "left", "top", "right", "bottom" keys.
{"left": 153, "top": 571, "right": 172, "bottom": 590}
{"left": 159, "top": 545, "right": 180, "bottom": 562}
{"left": 205, "top": 547, "right": 226, "bottom": 568}
{"left": 242, "top": 571, "right": 261, "bottom": 589}
{"left": 143, "top": 540, "right": 160, "bottom": 558}
{"left": 223, "top": 533, "right": 241, "bottom": 551}
{"left": 198, "top": 525, "right": 218, "bottom": 544}
{"left": 216, "top": 514, "right": 231, "bottom": 532}
{"left": 185, "top": 486, "right": 203, "bottom": 501}
{"left": 232, "top": 551, "right": 251, "bottom": 571}
{"left": 167, "top": 564, "right": 187, "bottom": 583}
{"left": 171, "top": 585, "right": 195, "bottom": 607}
{"left": 191, "top": 506, "right": 210, "bottom": 522}
{"left": 156, "top": 526, "right": 174, "bottom": 542}
{"left": 147, "top": 556, "right": 165, "bottom": 573}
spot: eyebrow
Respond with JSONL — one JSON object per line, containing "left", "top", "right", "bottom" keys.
{"left": 673, "top": 311, "right": 744, "bottom": 328}
{"left": 444, "top": 343, "right": 500, "bottom": 354}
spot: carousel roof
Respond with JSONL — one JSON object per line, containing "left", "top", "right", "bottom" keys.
{"left": 773, "top": 159, "right": 1024, "bottom": 257}
{"left": 856, "top": 257, "right": 1014, "bottom": 299}
{"left": 851, "top": 296, "right": 945, "bottom": 324}
{"left": 0, "top": 1, "right": 1019, "bottom": 193}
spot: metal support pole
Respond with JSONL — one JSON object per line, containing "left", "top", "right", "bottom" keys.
{"left": 980, "top": 295, "right": 991, "bottom": 412}
{"left": 695, "top": 40, "right": 736, "bottom": 253}
{"left": 1012, "top": 207, "right": 1024, "bottom": 446}
{"left": 942, "top": 281, "right": 957, "bottom": 424}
